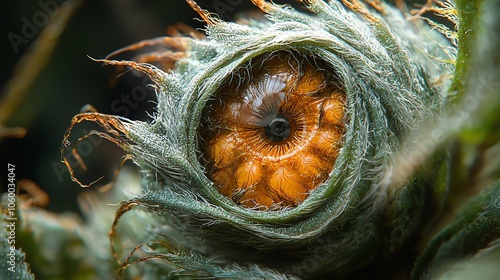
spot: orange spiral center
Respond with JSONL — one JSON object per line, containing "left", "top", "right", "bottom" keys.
{"left": 200, "top": 51, "right": 346, "bottom": 210}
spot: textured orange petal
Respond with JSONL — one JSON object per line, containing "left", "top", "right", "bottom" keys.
{"left": 294, "top": 65, "right": 325, "bottom": 95}
{"left": 238, "top": 184, "right": 276, "bottom": 210}
{"left": 253, "top": 190, "right": 276, "bottom": 209}
{"left": 268, "top": 165, "right": 308, "bottom": 204}
{"left": 213, "top": 167, "right": 236, "bottom": 196}
{"left": 311, "top": 129, "right": 342, "bottom": 159}
{"left": 321, "top": 95, "right": 345, "bottom": 127}
{"left": 235, "top": 158, "right": 263, "bottom": 189}
{"left": 208, "top": 133, "right": 241, "bottom": 168}
{"left": 290, "top": 153, "right": 327, "bottom": 186}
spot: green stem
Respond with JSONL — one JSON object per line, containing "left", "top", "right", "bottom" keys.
{"left": 449, "top": 0, "right": 484, "bottom": 102}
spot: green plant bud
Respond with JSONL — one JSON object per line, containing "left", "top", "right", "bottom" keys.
{"left": 57, "top": 0, "right": 499, "bottom": 279}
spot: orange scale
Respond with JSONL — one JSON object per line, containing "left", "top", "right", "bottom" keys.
{"left": 213, "top": 101, "right": 245, "bottom": 129}
{"left": 311, "top": 129, "right": 342, "bottom": 159}
{"left": 311, "top": 94, "right": 329, "bottom": 109}
{"left": 235, "top": 158, "right": 263, "bottom": 189}
{"left": 267, "top": 165, "right": 308, "bottom": 204}
{"left": 208, "top": 133, "right": 245, "bottom": 168}
{"left": 294, "top": 67, "right": 326, "bottom": 96}
{"left": 236, "top": 186, "right": 256, "bottom": 204}
{"left": 254, "top": 192, "right": 277, "bottom": 209}
{"left": 320, "top": 95, "right": 346, "bottom": 127}
{"left": 212, "top": 167, "right": 236, "bottom": 196}
{"left": 289, "top": 153, "right": 328, "bottom": 185}
{"left": 238, "top": 185, "right": 276, "bottom": 209}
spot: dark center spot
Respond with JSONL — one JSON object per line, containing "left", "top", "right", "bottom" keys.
{"left": 264, "top": 114, "right": 291, "bottom": 142}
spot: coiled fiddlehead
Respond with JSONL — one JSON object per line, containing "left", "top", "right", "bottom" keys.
{"left": 59, "top": 0, "right": 499, "bottom": 279}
